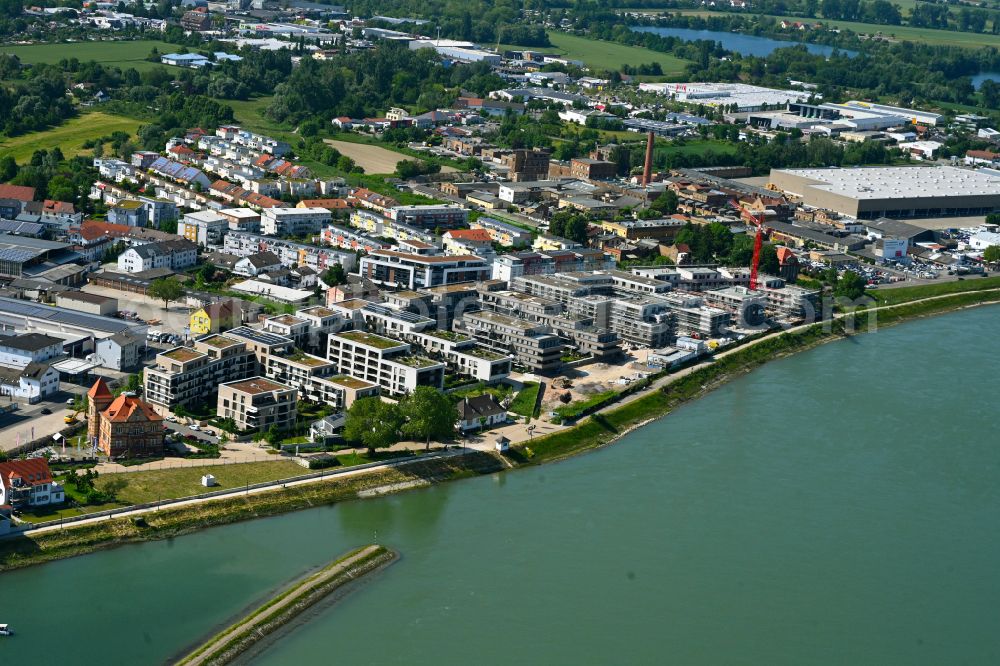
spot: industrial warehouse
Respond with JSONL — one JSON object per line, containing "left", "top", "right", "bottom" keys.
{"left": 767, "top": 166, "right": 1000, "bottom": 220}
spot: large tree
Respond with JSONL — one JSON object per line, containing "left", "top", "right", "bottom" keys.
{"left": 343, "top": 397, "right": 403, "bottom": 456}
{"left": 982, "top": 245, "right": 1000, "bottom": 267}
{"left": 399, "top": 386, "right": 458, "bottom": 449}
{"left": 148, "top": 277, "right": 184, "bottom": 311}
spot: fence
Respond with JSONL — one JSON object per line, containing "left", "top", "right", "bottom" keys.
{"left": 0, "top": 450, "right": 458, "bottom": 539}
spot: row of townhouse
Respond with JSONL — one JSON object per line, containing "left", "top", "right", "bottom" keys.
{"left": 468, "top": 216, "right": 533, "bottom": 247}
{"left": 349, "top": 209, "right": 437, "bottom": 245}
{"left": 320, "top": 223, "right": 390, "bottom": 254}
{"left": 210, "top": 179, "right": 283, "bottom": 210}
{"left": 223, "top": 231, "right": 358, "bottom": 273}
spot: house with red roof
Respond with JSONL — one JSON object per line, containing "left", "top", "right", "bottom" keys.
{"left": 86, "top": 378, "right": 165, "bottom": 459}
{"left": 776, "top": 246, "right": 800, "bottom": 281}
{"left": 0, "top": 458, "right": 64, "bottom": 510}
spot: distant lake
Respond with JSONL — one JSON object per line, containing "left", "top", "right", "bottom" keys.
{"left": 971, "top": 71, "right": 1000, "bottom": 89}
{"left": 632, "top": 26, "right": 859, "bottom": 58}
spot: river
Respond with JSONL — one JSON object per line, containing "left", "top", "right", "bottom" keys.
{"left": 3, "top": 305, "right": 1000, "bottom": 665}
{"left": 631, "top": 26, "right": 858, "bottom": 58}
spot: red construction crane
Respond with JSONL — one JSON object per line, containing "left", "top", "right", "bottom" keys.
{"left": 730, "top": 199, "right": 767, "bottom": 290}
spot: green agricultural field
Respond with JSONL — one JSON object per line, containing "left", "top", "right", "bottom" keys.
{"left": 673, "top": 9, "right": 1000, "bottom": 49}
{"left": 0, "top": 39, "right": 183, "bottom": 71}
{"left": 504, "top": 31, "right": 690, "bottom": 76}
{"left": 0, "top": 111, "right": 142, "bottom": 162}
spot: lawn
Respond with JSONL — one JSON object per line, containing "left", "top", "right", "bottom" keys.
{"left": 0, "top": 39, "right": 183, "bottom": 71}
{"left": 674, "top": 9, "right": 1000, "bottom": 49}
{"left": 503, "top": 31, "right": 690, "bottom": 76}
{"left": 508, "top": 382, "right": 541, "bottom": 417}
{"left": 95, "top": 460, "right": 307, "bottom": 504}
{"left": 870, "top": 275, "right": 1000, "bottom": 305}
{"left": 0, "top": 111, "right": 143, "bottom": 162}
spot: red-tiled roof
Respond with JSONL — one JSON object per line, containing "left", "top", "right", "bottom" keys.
{"left": 102, "top": 394, "right": 163, "bottom": 424}
{"left": 445, "top": 229, "right": 492, "bottom": 242}
{"left": 87, "top": 377, "right": 113, "bottom": 400}
{"left": 0, "top": 184, "right": 36, "bottom": 202}
{"left": 79, "top": 220, "right": 132, "bottom": 242}
{"left": 300, "top": 199, "right": 350, "bottom": 209}
{"left": 43, "top": 199, "right": 76, "bottom": 214}
{"left": 0, "top": 458, "right": 54, "bottom": 489}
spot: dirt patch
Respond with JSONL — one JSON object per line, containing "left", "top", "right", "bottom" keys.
{"left": 325, "top": 139, "right": 456, "bottom": 175}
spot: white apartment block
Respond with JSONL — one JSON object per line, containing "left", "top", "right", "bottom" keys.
{"left": 327, "top": 330, "right": 445, "bottom": 396}
{"left": 261, "top": 207, "right": 331, "bottom": 236}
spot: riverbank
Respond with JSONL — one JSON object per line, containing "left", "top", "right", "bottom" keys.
{"left": 514, "top": 286, "right": 1000, "bottom": 465}
{"left": 0, "top": 453, "right": 503, "bottom": 572}
{"left": 1, "top": 282, "right": 997, "bottom": 573}
{"left": 177, "top": 544, "right": 396, "bottom": 666}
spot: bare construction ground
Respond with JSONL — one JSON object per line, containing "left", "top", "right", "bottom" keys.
{"left": 325, "top": 139, "right": 456, "bottom": 174}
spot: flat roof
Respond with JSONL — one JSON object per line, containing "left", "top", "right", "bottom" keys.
{"left": 162, "top": 347, "right": 204, "bottom": 363}
{"left": 226, "top": 325, "right": 291, "bottom": 347}
{"left": 335, "top": 330, "right": 406, "bottom": 349}
{"left": 326, "top": 375, "right": 377, "bottom": 389}
{"left": 198, "top": 334, "right": 240, "bottom": 349}
{"left": 222, "top": 376, "right": 292, "bottom": 394}
{"left": 773, "top": 166, "right": 1000, "bottom": 200}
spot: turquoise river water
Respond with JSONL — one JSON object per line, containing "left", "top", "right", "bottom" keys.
{"left": 2, "top": 305, "right": 999, "bottom": 665}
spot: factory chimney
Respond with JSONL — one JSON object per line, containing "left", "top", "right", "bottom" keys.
{"left": 642, "top": 131, "right": 654, "bottom": 186}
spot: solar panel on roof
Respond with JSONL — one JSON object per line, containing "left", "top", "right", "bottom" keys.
{"left": 0, "top": 248, "right": 41, "bottom": 262}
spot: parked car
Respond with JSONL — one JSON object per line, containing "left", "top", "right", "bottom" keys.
{"left": 40, "top": 407, "right": 52, "bottom": 415}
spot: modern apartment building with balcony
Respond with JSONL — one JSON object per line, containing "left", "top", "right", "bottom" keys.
{"left": 218, "top": 377, "right": 298, "bottom": 432}
{"left": 327, "top": 330, "right": 445, "bottom": 396}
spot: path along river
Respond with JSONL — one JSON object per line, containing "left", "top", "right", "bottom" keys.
{"left": 3, "top": 305, "right": 999, "bottom": 665}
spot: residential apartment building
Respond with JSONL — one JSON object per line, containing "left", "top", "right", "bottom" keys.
{"left": 469, "top": 216, "right": 533, "bottom": 247}
{"left": 218, "top": 377, "right": 297, "bottom": 432}
{"left": 261, "top": 207, "right": 332, "bottom": 236}
{"left": 321, "top": 224, "right": 388, "bottom": 254}
{"left": 178, "top": 210, "right": 228, "bottom": 247}
{"left": 117, "top": 239, "right": 197, "bottom": 273}
{"left": 386, "top": 204, "right": 468, "bottom": 230}
{"left": 223, "top": 231, "right": 357, "bottom": 273}
{"left": 143, "top": 335, "right": 257, "bottom": 413}
{"left": 360, "top": 250, "right": 490, "bottom": 290}
{"left": 327, "top": 330, "right": 445, "bottom": 396}
{"left": 456, "top": 310, "right": 564, "bottom": 373}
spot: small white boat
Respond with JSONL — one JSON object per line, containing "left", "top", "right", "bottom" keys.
{"left": 0, "top": 623, "right": 11, "bottom": 636}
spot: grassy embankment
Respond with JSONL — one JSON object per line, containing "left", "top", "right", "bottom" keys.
{"left": 177, "top": 544, "right": 396, "bottom": 666}
{"left": 501, "top": 31, "right": 691, "bottom": 77}
{"left": 0, "top": 452, "right": 505, "bottom": 572}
